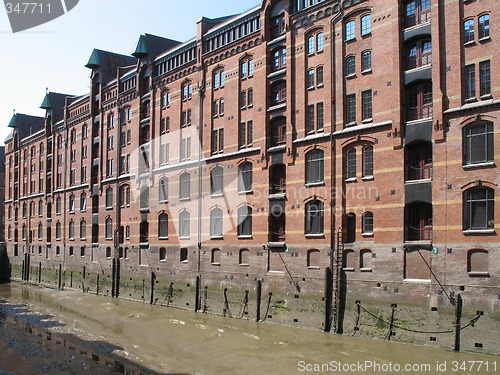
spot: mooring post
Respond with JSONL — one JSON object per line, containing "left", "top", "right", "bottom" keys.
{"left": 26, "top": 253, "right": 30, "bottom": 281}
{"left": 111, "top": 258, "right": 116, "bottom": 298}
{"left": 58, "top": 264, "right": 62, "bottom": 289}
{"left": 70, "top": 271, "right": 73, "bottom": 288}
{"left": 96, "top": 274, "right": 100, "bottom": 295}
{"left": 388, "top": 304, "right": 397, "bottom": 340}
{"left": 324, "top": 267, "right": 333, "bottom": 332}
{"left": 454, "top": 294, "right": 463, "bottom": 352}
{"left": 194, "top": 275, "right": 201, "bottom": 312}
{"left": 115, "top": 258, "right": 120, "bottom": 298}
{"left": 38, "top": 262, "right": 42, "bottom": 284}
{"left": 256, "top": 279, "right": 262, "bottom": 322}
{"left": 150, "top": 272, "right": 156, "bottom": 305}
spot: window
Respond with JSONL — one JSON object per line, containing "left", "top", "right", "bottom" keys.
{"left": 248, "top": 59, "right": 254, "bottom": 76}
{"left": 56, "top": 197, "right": 61, "bottom": 214}
{"left": 127, "top": 108, "right": 132, "bottom": 122}
{"left": 404, "top": 0, "right": 430, "bottom": 28}
{"left": 161, "top": 92, "right": 167, "bottom": 108}
{"left": 38, "top": 201, "right": 43, "bottom": 217}
{"left": 56, "top": 222, "right": 61, "bottom": 240}
{"left": 467, "top": 249, "right": 489, "bottom": 274}
{"left": 82, "top": 125, "right": 87, "bottom": 139}
{"left": 308, "top": 36, "right": 314, "bottom": 54}
{"left": 69, "top": 194, "right": 75, "bottom": 212}
{"left": 247, "top": 89, "right": 253, "bottom": 107}
{"left": 406, "top": 40, "right": 431, "bottom": 70}
{"left": 307, "top": 249, "right": 320, "bottom": 268}
{"left": 306, "top": 149, "right": 324, "bottom": 184}
{"left": 180, "top": 137, "right": 191, "bottom": 161}
{"left": 346, "top": 56, "right": 355, "bottom": 76}
{"left": 105, "top": 187, "right": 113, "bottom": 208}
{"left": 240, "top": 91, "right": 246, "bottom": 109}
{"left": 80, "top": 220, "right": 86, "bottom": 239}
{"left": 361, "top": 14, "right": 371, "bottom": 35}
{"left": 307, "top": 69, "right": 315, "bottom": 89}
{"left": 105, "top": 218, "right": 112, "bottom": 239}
{"left": 69, "top": 220, "right": 75, "bottom": 239}
{"left": 478, "top": 14, "right": 490, "bottom": 40}
{"left": 140, "top": 187, "right": 149, "bottom": 210}
{"left": 316, "top": 66, "right": 323, "bottom": 86}
{"left": 362, "top": 90, "right": 372, "bottom": 121}
{"left": 307, "top": 105, "right": 315, "bottom": 133}
{"left": 316, "top": 32, "right": 324, "bottom": 51}
{"left": 179, "top": 211, "right": 190, "bottom": 238}
{"left": 317, "top": 102, "right": 324, "bottom": 130}
{"left": 346, "top": 94, "right": 356, "bottom": 124}
{"left": 238, "top": 162, "right": 253, "bottom": 192}
{"left": 345, "top": 20, "right": 355, "bottom": 41}
{"left": 464, "top": 187, "right": 494, "bottom": 230}
{"left": 180, "top": 172, "right": 190, "bottom": 200}
{"left": 159, "top": 178, "right": 168, "bottom": 202}
{"left": 241, "top": 58, "right": 253, "bottom": 79}
{"left": 305, "top": 200, "right": 324, "bottom": 235}
{"left": 158, "top": 213, "right": 168, "bottom": 239}
{"left": 465, "top": 64, "right": 476, "bottom": 99}
{"left": 271, "top": 81, "right": 286, "bottom": 104}
{"left": 273, "top": 48, "right": 287, "bottom": 71}
{"left": 210, "top": 208, "right": 223, "bottom": 238}
{"left": 125, "top": 225, "right": 130, "bottom": 239}
{"left": 271, "top": 117, "right": 287, "bottom": 146}
{"left": 237, "top": 206, "right": 252, "bottom": 237}
{"left": 159, "top": 248, "right": 167, "bottom": 261}
{"left": 360, "top": 249, "right": 373, "bottom": 270}
{"left": 38, "top": 223, "right": 43, "bottom": 240}
{"left": 180, "top": 247, "right": 188, "bottom": 262}
{"left": 210, "top": 167, "right": 223, "bottom": 196}
{"left": 214, "top": 71, "right": 220, "bottom": 89}
{"left": 362, "top": 145, "right": 374, "bottom": 177}
{"left": 479, "top": 61, "right": 491, "bottom": 97}
{"left": 463, "top": 121, "right": 494, "bottom": 165}
{"left": 464, "top": 19, "right": 475, "bottom": 44}
{"left": 362, "top": 212, "right": 373, "bottom": 234}
{"left": 345, "top": 148, "right": 356, "bottom": 179}
{"left": 211, "top": 128, "right": 224, "bottom": 154}
{"left": 239, "top": 249, "right": 249, "bottom": 265}
{"left": 407, "top": 83, "right": 432, "bottom": 121}
{"left": 107, "top": 114, "right": 114, "bottom": 129}
{"left": 182, "top": 83, "right": 192, "bottom": 100}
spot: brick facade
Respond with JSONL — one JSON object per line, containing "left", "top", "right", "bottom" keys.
{"left": 4, "top": 0, "right": 500, "bottom": 305}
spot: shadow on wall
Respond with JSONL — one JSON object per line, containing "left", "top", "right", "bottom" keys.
{"left": 0, "top": 244, "right": 11, "bottom": 283}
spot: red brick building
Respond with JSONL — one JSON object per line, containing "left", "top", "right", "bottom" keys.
{"left": 4, "top": 0, "right": 499, "bottom": 306}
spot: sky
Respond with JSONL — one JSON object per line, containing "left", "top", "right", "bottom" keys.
{"left": 0, "top": 0, "right": 259, "bottom": 145}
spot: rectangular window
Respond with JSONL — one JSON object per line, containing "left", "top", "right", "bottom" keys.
{"left": 214, "top": 72, "right": 220, "bottom": 89}
{"left": 81, "top": 166, "right": 87, "bottom": 182}
{"left": 219, "top": 99, "right": 224, "bottom": 115}
{"left": 307, "top": 69, "right": 315, "bottom": 89}
{"left": 317, "top": 102, "right": 324, "bottom": 130}
{"left": 346, "top": 94, "right": 356, "bottom": 124}
{"left": 479, "top": 60, "right": 491, "bottom": 97}
{"left": 241, "top": 62, "right": 247, "bottom": 78}
{"left": 307, "top": 105, "right": 315, "bottom": 133}
{"left": 218, "top": 128, "right": 224, "bottom": 152}
{"left": 361, "top": 51, "right": 372, "bottom": 72}
{"left": 220, "top": 71, "right": 225, "bottom": 86}
{"left": 248, "top": 60, "right": 254, "bottom": 76}
{"left": 346, "top": 56, "right": 356, "bottom": 76}
{"left": 240, "top": 91, "right": 247, "bottom": 109}
{"left": 213, "top": 101, "right": 219, "bottom": 117}
{"left": 247, "top": 89, "right": 253, "bottom": 107}
{"left": 239, "top": 122, "right": 246, "bottom": 149}
{"left": 362, "top": 90, "right": 372, "bottom": 121}
{"left": 212, "top": 130, "right": 218, "bottom": 155}
{"left": 317, "top": 66, "right": 323, "bottom": 86}
{"left": 465, "top": 64, "right": 476, "bottom": 99}
{"left": 316, "top": 33, "right": 324, "bottom": 52}
{"left": 308, "top": 36, "right": 314, "bottom": 54}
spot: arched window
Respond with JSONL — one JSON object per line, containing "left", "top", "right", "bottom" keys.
{"left": 478, "top": 14, "right": 490, "bottom": 40}
{"left": 361, "top": 14, "right": 371, "bottom": 35}
{"left": 105, "top": 217, "right": 113, "bottom": 239}
{"left": 211, "top": 248, "right": 221, "bottom": 265}
{"left": 179, "top": 211, "right": 190, "bottom": 238}
{"left": 80, "top": 192, "right": 87, "bottom": 211}
{"left": 343, "top": 249, "right": 355, "bottom": 270}
{"left": 362, "top": 212, "right": 374, "bottom": 234}
{"left": 305, "top": 200, "right": 324, "bottom": 235}
{"left": 362, "top": 145, "right": 374, "bottom": 178}
{"left": 55, "top": 222, "right": 61, "bottom": 240}
{"left": 345, "top": 20, "right": 355, "bottom": 41}
{"left": 463, "top": 187, "right": 494, "bottom": 230}
{"left": 180, "top": 172, "right": 190, "bottom": 200}
{"left": 159, "top": 178, "right": 168, "bottom": 202}
{"left": 210, "top": 208, "right": 223, "bottom": 238}
{"left": 158, "top": 212, "right": 168, "bottom": 239}
{"left": 210, "top": 167, "right": 223, "bottom": 196}
{"left": 125, "top": 225, "right": 130, "bottom": 240}
{"left": 271, "top": 117, "right": 286, "bottom": 146}
{"left": 7, "top": 225, "right": 11, "bottom": 241}
{"left": 22, "top": 203, "right": 27, "bottom": 218}
{"left": 238, "top": 162, "right": 253, "bottom": 193}
{"left": 306, "top": 149, "right": 324, "bottom": 184}
{"left": 239, "top": 249, "right": 249, "bottom": 265}
{"left": 105, "top": 187, "right": 113, "bottom": 208}
{"left": 345, "top": 148, "right": 356, "bottom": 179}
{"left": 463, "top": 121, "right": 494, "bottom": 166}
{"left": 38, "top": 200, "right": 43, "bottom": 216}
{"left": 69, "top": 220, "right": 75, "bottom": 239}
{"left": 467, "top": 249, "right": 489, "bottom": 274}
{"left": 237, "top": 206, "right": 252, "bottom": 237}
{"left": 80, "top": 220, "right": 86, "bottom": 239}
{"left": 38, "top": 223, "right": 43, "bottom": 240}
{"left": 69, "top": 194, "right": 75, "bottom": 212}
{"left": 159, "top": 247, "right": 167, "bottom": 261}
{"left": 464, "top": 19, "right": 475, "bottom": 43}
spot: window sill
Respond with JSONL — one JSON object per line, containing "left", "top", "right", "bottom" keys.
{"left": 362, "top": 118, "right": 373, "bottom": 124}
{"left": 160, "top": 259, "right": 166, "bottom": 262}
{"left": 468, "top": 271, "right": 489, "bottom": 277}
{"left": 158, "top": 237, "right": 169, "bottom": 240}
{"left": 345, "top": 73, "right": 356, "bottom": 79}
{"left": 345, "top": 177, "right": 357, "bottom": 183}
{"left": 463, "top": 41, "right": 476, "bottom": 47}
{"left": 343, "top": 267, "right": 355, "bottom": 272}
{"left": 362, "top": 176, "right": 374, "bottom": 181}
{"left": 480, "top": 94, "right": 493, "bottom": 100}
{"left": 159, "top": 200, "right": 169, "bottom": 204}
{"left": 210, "top": 236, "right": 223, "bottom": 240}
{"left": 345, "top": 37, "right": 356, "bottom": 43}
{"left": 305, "top": 234, "right": 324, "bottom": 238}
{"left": 361, "top": 69, "right": 372, "bottom": 75}
{"left": 478, "top": 36, "right": 491, "bottom": 43}
{"left": 239, "top": 263, "right": 249, "bottom": 267}
{"left": 211, "top": 193, "right": 224, "bottom": 198}
{"left": 211, "top": 262, "right": 220, "bottom": 266}
{"left": 179, "top": 198, "right": 191, "bottom": 202}
{"left": 403, "top": 278, "right": 431, "bottom": 284}
{"left": 238, "top": 190, "right": 253, "bottom": 195}
{"left": 345, "top": 121, "right": 357, "bottom": 127}
{"left": 307, "top": 86, "right": 315, "bottom": 91}
{"left": 462, "top": 229, "right": 495, "bottom": 235}
{"left": 464, "top": 97, "right": 477, "bottom": 104}
{"left": 317, "top": 83, "right": 324, "bottom": 88}
{"left": 463, "top": 161, "right": 495, "bottom": 169}
{"left": 305, "top": 182, "right": 325, "bottom": 187}
{"left": 361, "top": 232, "right": 374, "bottom": 237}
{"left": 361, "top": 32, "right": 372, "bottom": 38}
{"left": 360, "top": 268, "right": 372, "bottom": 272}
{"left": 237, "top": 235, "right": 253, "bottom": 240}
{"left": 180, "top": 260, "right": 188, "bottom": 264}
{"left": 179, "top": 236, "right": 191, "bottom": 240}
{"left": 105, "top": 207, "right": 113, "bottom": 210}
{"left": 307, "top": 266, "right": 320, "bottom": 270}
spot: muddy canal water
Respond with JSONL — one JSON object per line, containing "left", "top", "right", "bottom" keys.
{"left": 0, "top": 283, "right": 496, "bottom": 374}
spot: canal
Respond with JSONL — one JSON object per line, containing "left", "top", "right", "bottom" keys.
{"left": 0, "top": 283, "right": 496, "bottom": 374}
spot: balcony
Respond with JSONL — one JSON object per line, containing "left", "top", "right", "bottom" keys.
{"left": 405, "top": 142, "right": 432, "bottom": 182}
{"left": 405, "top": 202, "right": 432, "bottom": 244}
{"left": 269, "top": 164, "right": 286, "bottom": 196}
{"left": 406, "top": 83, "right": 432, "bottom": 122}
{"left": 270, "top": 118, "right": 286, "bottom": 147}
{"left": 403, "top": 1, "right": 430, "bottom": 30}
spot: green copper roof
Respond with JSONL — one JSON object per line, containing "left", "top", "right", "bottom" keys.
{"left": 85, "top": 49, "right": 100, "bottom": 69}
{"left": 8, "top": 114, "right": 17, "bottom": 128}
{"left": 133, "top": 35, "right": 148, "bottom": 58}
{"left": 40, "top": 93, "right": 51, "bottom": 109}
